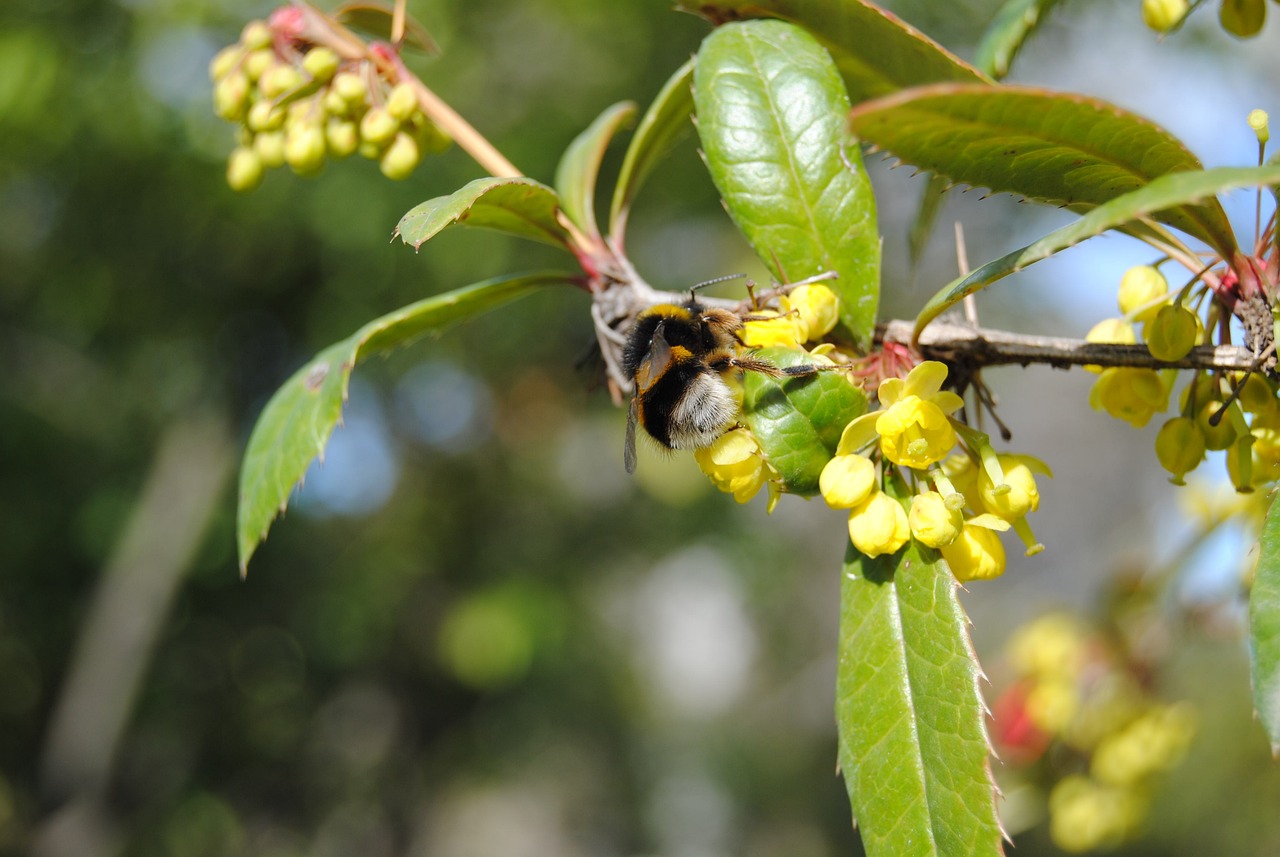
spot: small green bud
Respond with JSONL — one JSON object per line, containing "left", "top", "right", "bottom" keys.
{"left": 1144, "top": 304, "right": 1198, "bottom": 362}
{"left": 240, "top": 20, "right": 273, "bottom": 51}
{"left": 1118, "top": 265, "right": 1168, "bottom": 322}
{"left": 227, "top": 146, "right": 264, "bottom": 192}
{"left": 360, "top": 105, "right": 399, "bottom": 145}
{"left": 332, "top": 71, "right": 368, "bottom": 106}
{"left": 358, "top": 138, "right": 387, "bottom": 160}
{"left": 287, "top": 99, "right": 318, "bottom": 127}
{"left": 322, "top": 89, "right": 350, "bottom": 117}
{"left": 247, "top": 99, "right": 285, "bottom": 132}
{"left": 386, "top": 82, "right": 418, "bottom": 121}
{"left": 1249, "top": 109, "right": 1270, "bottom": 145}
{"left": 1196, "top": 401, "right": 1238, "bottom": 451}
{"left": 284, "top": 123, "right": 327, "bottom": 175}
{"left": 325, "top": 119, "right": 359, "bottom": 158}
{"left": 302, "top": 47, "right": 340, "bottom": 83}
{"left": 1221, "top": 0, "right": 1266, "bottom": 36}
{"left": 242, "top": 48, "right": 275, "bottom": 84}
{"left": 1142, "top": 0, "right": 1189, "bottom": 31}
{"left": 379, "top": 131, "right": 421, "bottom": 180}
{"left": 209, "top": 45, "right": 243, "bottom": 82}
{"left": 213, "top": 71, "right": 250, "bottom": 121}
{"left": 259, "top": 62, "right": 305, "bottom": 99}
{"left": 1154, "top": 417, "right": 1205, "bottom": 485}
{"left": 1237, "top": 373, "right": 1277, "bottom": 416}
{"left": 253, "top": 130, "right": 286, "bottom": 168}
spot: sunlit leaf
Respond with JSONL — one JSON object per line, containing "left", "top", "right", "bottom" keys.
{"left": 913, "top": 164, "right": 1280, "bottom": 337}
{"left": 677, "top": 0, "right": 987, "bottom": 102}
{"left": 554, "top": 101, "right": 637, "bottom": 238}
{"left": 394, "top": 176, "right": 572, "bottom": 251}
{"left": 237, "top": 272, "right": 576, "bottom": 573}
{"left": 742, "top": 348, "right": 867, "bottom": 494}
{"left": 851, "top": 83, "right": 1236, "bottom": 257}
{"left": 974, "top": 0, "right": 1064, "bottom": 79}
{"left": 1252, "top": 493, "right": 1280, "bottom": 755}
{"left": 838, "top": 519, "right": 1003, "bottom": 857}
{"left": 694, "top": 20, "right": 880, "bottom": 345}
{"left": 609, "top": 59, "right": 695, "bottom": 239}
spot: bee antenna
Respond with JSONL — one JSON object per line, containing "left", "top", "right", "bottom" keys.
{"left": 689, "top": 273, "right": 746, "bottom": 298}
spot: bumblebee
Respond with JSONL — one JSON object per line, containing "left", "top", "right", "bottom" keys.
{"left": 621, "top": 297, "right": 823, "bottom": 473}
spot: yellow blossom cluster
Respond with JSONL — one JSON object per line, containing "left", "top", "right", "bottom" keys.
{"left": 992, "top": 613, "right": 1197, "bottom": 852}
{"left": 1086, "top": 263, "right": 1280, "bottom": 490}
{"left": 816, "top": 361, "right": 1050, "bottom": 580}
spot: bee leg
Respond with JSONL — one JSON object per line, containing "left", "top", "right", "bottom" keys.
{"left": 624, "top": 396, "right": 639, "bottom": 474}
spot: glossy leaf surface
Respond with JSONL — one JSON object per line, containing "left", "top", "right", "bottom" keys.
{"left": 395, "top": 176, "right": 571, "bottom": 250}
{"left": 1252, "top": 493, "right": 1280, "bottom": 754}
{"left": 838, "top": 530, "right": 1003, "bottom": 857}
{"left": 695, "top": 20, "right": 881, "bottom": 345}
{"left": 237, "top": 272, "right": 575, "bottom": 572}
{"left": 742, "top": 348, "right": 866, "bottom": 495}
{"left": 914, "top": 164, "right": 1280, "bottom": 337}
{"left": 851, "top": 84, "right": 1236, "bottom": 257}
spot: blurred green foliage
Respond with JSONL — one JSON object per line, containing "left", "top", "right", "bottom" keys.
{"left": 4, "top": 1, "right": 1280, "bottom": 855}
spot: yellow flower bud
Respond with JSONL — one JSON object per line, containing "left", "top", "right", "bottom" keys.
{"left": 302, "top": 47, "right": 340, "bottom": 83}
{"left": 1155, "top": 417, "right": 1206, "bottom": 484}
{"left": 940, "top": 519, "right": 1007, "bottom": 581}
{"left": 360, "top": 105, "right": 400, "bottom": 146}
{"left": 259, "top": 62, "right": 305, "bottom": 100}
{"left": 1249, "top": 109, "right": 1271, "bottom": 144}
{"left": 848, "top": 491, "right": 910, "bottom": 558}
{"left": 213, "top": 70, "right": 250, "bottom": 121}
{"left": 242, "top": 48, "right": 275, "bottom": 84}
{"left": 226, "top": 146, "right": 264, "bottom": 192}
{"left": 325, "top": 119, "right": 359, "bottom": 158}
{"left": 208, "top": 45, "right": 243, "bottom": 82}
{"left": 1007, "top": 612, "right": 1086, "bottom": 679}
{"left": 908, "top": 490, "right": 963, "bottom": 548}
{"left": 1118, "top": 265, "right": 1168, "bottom": 322}
{"left": 1142, "top": 0, "right": 1189, "bottom": 32}
{"left": 1026, "top": 678, "right": 1079, "bottom": 734}
{"left": 1084, "top": 318, "right": 1137, "bottom": 373}
{"left": 380, "top": 131, "right": 421, "bottom": 180}
{"left": 1048, "top": 775, "right": 1142, "bottom": 853}
{"left": 1237, "top": 372, "right": 1277, "bottom": 416}
{"left": 1089, "top": 368, "right": 1168, "bottom": 428}
{"left": 333, "top": 71, "right": 368, "bottom": 106}
{"left": 1144, "top": 304, "right": 1199, "bottom": 362}
{"left": 741, "top": 309, "right": 805, "bottom": 349}
{"left": 386, "top": 81, "right": 419, "bottom": 122}
{"left": 240, "top": 20, "right": 273, "bottom": 51}
{"left": 819, "top": 454, "right": 877, "bottom": 509}
{"left": 284, "top": 123, "right": 326, "bottom": 175}
{"left": 789, "top": 283, "right": 840, "bottom": 341}
{"left": 1196, "top": 400, "right": 1237, "bottom": 451}
{"left": 253, "top": 130, "right": 285, "bottom": 168}
{"left": 977, "top": 453, "right": 1046, "bottom": 521}
{"left": 247, "top": 99, "right": 286, "bottom": 133}
{"left": 1220, "top": 0, "right": 1266, "bottom": 37}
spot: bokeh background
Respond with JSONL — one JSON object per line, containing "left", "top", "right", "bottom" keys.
{"left": 5, "top": 0, "right": 1280, "bottom": 854}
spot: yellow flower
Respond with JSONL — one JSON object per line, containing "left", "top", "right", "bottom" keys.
{"left": 1117, "top": 265, "right": 1168, "bottom": 323}
{"left": 741, "top": 306, "right": 805, "bottom": 349}
{"left": 875, "top": 361, "right": 964, "bottom": 469}
{"left": 694, "top": 428, "right": 771, "bottom": 503}
{"left": 848, "top": 490, "right": 910, "bottom": 558}
{"left": 789, "top": 283, "right": 840, "bottom": 341}
{"left": 908, "top": 490, "right": 963, "bottom": 547}
{"left": 977, "top": 453, "right": 1051, "bottom": 522}
{"left": 940, "top": 514, "right": 1009, "bottom": 581}
{"left": 1048, "top": 775, "right": 1143, "bottom": 853}
{"left": 819, "top": 453, "right": 877, "bottom": 509}
{"left": 1084, "top": 318, "right": 1137, "bottom": 373}
{"left": 1007, "top": 612, "right": 1087, "bottom": 679}
{"left": 1089, "top": 367, "right": 1168, "bottom": 428}
{"left": 1154, "top": 416, "right": 1206, "bottom": 484}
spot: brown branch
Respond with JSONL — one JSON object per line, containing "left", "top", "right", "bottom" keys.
{"left": 881, "top": 318, "right": 1261, "bottom": 373}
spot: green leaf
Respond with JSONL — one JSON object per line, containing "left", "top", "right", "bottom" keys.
{"left": 676, "top": 0, "right": 988, "bottom": 102}
{"left": 1252, "top": 493, "right": 1280, "bottom": 755}
{"left": 742, "top": 348, "right": 867, "bottom": 494}
{"left": 974, "top": 0, "right": 1064, "bottom": 80}
{"left": 837, "top": 526, "right": 1003, "bottom": 857}
{"left": 851, "top": 84, "right": 1237, "bottom": 257}
{"left": 914, "top": 164, "right": 1280, "bottom": 337}
{"left": 694, "top": 20, "right": 881, "bottom": 346}
{"left": 237, "top": 272, "right": 575, "bottom": 573}
{"left": 609, "top": 59, "right": 695, "bottom": 239}
{"left": 394, "top": 176, "right": 572, "bottom": 251}
{"left": 554, "top": 101, "right": 637, "bottom": 238}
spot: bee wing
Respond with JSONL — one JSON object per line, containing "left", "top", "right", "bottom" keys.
{"left": 624, "top": 395, "right": 639, "bottom": 474}
{"left": 632, "top": 321, "right": 672, "bottom": 393}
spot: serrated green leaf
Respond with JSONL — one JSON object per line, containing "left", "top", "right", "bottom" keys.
{"left": 742, "top": 348, "right": 867, "bottom": 494}
{"left": 914, "top": 164, "right": 1280, "bottom": 337}
{"left": 609, "top": 59, "right": 695, "bottom": 239}
{"left": 1251, "top": 492, "right": 1280, "bottom": 755}
{"left": 837, "top": 524, "right": 1003, "bottom": 857}
{"left": 395, "top": 176, "right": 572, "bottom": 251}
{"left": 974, "top": 0, "right": 1064, "bottom": 79}
{"left": 694, "top": 20, "right": 881, "bottom": 346}
{"left": 237, "top": 272, "right": 575, "bottom": 573}
{"left": 676, "top": 0, "right": 988, "bottom": 102}
{"left": 554, "top": 101, "right": 637, "bottom": 238}
{"left": 851, "top": 84, "right": 1236, "bottom": 257}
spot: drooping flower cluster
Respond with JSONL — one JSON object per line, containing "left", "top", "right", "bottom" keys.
{"left": 1086, "top": 260, "right": 1280, "bottom": 491}
{"left": 991, "top": 612, "right": 1197, "bottom": 853}
{"left": 818, "top": 361, "right": 1050, "bottom": 580}
{"left": 210, "top": 9, "right": 450, "bottom": 191}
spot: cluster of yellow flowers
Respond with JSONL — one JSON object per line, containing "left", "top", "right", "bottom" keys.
{"left": 992, "top": 613, "right": 1197, "bottom": 852}
{"left": 1087, "top": 264, "right": 1280, "bottom": 490}
{"left": 210, "top": 15, "right": 449, "bottom": 192}
{"left": 816, "top": 360, "right": 1050, "bottom": 579}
